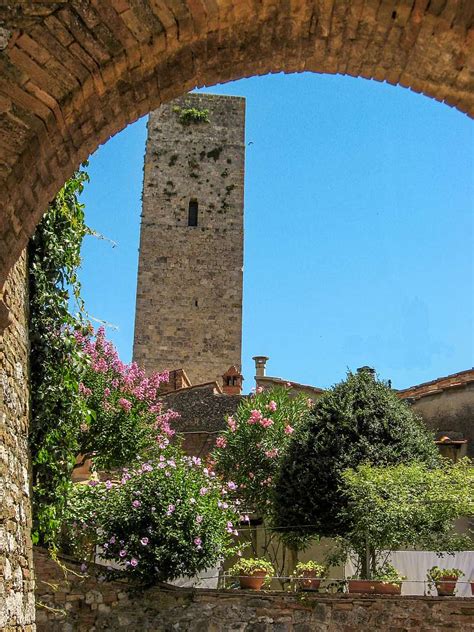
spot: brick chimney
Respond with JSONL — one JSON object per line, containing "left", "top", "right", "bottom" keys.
{"left": 253, "top": 356, "right": 269, "bottom": 378}
{"left": 222, "top": 365, "right": 243, "bottom": 395}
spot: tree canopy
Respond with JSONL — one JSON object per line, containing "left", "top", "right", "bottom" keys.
{"left": 272, "top": 369, "right": 440, "bottom": 543}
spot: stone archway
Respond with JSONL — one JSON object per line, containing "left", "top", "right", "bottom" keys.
{"left": 0, "top": 1, "right": 473, "bottom": 299}
{"left": 0, "top": 2, "right": 472, "bottom": 630}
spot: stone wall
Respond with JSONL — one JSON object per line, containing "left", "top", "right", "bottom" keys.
{"left": 411, "top": 384, "right": 474, "bottom": 459}
{"left": 133, "top": 93, "right": 245, "bottom": 386}
{"left": 34, "top": 549, "right": 474, "bottom": 632}
{"left": 0, "top": 253, "right": 35, "bottom": 631}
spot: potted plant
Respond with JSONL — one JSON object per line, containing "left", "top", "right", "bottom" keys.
{"left": 427, "top": 566, "right": 464, "bottom": 596}
{"left": 372, "top": 564, "right": 404, "bottom": 595}
{"left": 229, "top": 558, "right": 274, "bottom": 591}
{"left": 293, "top": 561, "right": 326, "bottom": 591}
{"left": 347, "top": 576, "right": 377, "bottom": 594}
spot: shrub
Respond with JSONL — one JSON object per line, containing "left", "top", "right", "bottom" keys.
{"left": 63, "top": 449, "right": 241, "bottom": 583}
{"left": 273, "top": 369, "right": 440, "bottom": 546}
{"left": 212, "top": 386, "right": 312, "bottom": 517}
{"left": 74, "top": 327, "right": 177, "bottom": 471}
{"left": 341, "top": 458, "right": 474, "bottom": 567}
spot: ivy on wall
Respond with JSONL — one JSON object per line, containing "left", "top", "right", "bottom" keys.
{"left": 28, "top": 167, "right": 91, "bottom": 546}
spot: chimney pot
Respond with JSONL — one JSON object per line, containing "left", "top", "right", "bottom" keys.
{"left": 253, "top": 356, "right": 269, "bottom": 377}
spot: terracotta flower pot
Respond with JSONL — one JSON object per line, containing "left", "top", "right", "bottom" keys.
{"left": 239, "top": 570, "right": 268, "bottom": 590}
{"left": 435, "top": 577, "right": 458, "bottom": 596}
{"left": 374, "top": 581, "right": 402, "bottom": 595}
{"left": 347, "top": 579, "right": 377, "bottom": 594}
{"left": 296, "top": 570, "right": 321, "bottom": 591}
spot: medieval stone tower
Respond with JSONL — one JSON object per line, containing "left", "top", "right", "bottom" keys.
{"left": 133, "top": 94, "right": 245, "bottom": 385}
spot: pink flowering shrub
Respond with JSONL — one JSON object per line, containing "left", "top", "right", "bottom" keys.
{"left": 63, "top": 448, "right": 241, "bottom": 583}
{"left": 74, "top": 327, "right": 178, "bottom": 471}
{"left": 213, "top": 387, "right": 311, "bottom": 518}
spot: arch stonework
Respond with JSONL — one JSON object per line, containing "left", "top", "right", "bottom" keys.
{"left": 0, "top": 2, "right": 472, "bottom": 630}
{"left": 0, "top": 0, "right": 473, "bottom": 300}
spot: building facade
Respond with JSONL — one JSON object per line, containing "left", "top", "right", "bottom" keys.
{"left": 133, "top": 94, "right": 245, "bottom": 386}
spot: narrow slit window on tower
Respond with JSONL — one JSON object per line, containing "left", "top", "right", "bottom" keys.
{"left": 188, "top": 200, "right": 198, "bottom": 226}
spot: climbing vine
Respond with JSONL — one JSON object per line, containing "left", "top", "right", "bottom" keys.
{"left": 28, "top": 167, "right": 91, "bottom": 547}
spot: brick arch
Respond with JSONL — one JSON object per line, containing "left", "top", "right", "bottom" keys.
{"left": 0, "top": 1, "right": 473, "bottom": 302}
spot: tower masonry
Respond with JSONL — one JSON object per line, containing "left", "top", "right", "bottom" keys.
{"left": 133, "top": 93, "right": 245, "bottom": 385}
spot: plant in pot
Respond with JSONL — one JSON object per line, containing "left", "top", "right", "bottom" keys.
{"left": 292, "top": 561, "right": 326, "bottom": 591}
{"left": 427, "top": 566, "right": 464, "bottom": 596}
{"left": 372, "top": 564, "right": 405, "bottom": 595}
{"left": 229, "top": 558, "right": 274, "bottom": 591}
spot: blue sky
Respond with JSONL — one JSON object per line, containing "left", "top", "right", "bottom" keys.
{"left": 79, "top": 72, "right": 473, "bottom": 391}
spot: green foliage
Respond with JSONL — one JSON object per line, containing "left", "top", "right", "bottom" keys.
{"left": 341, "top": 459, "right": 474, "bottom": 560}
{"left": 228, "top": 557, "right": 275, "bottom": 576}
{"left": 293, "top": 561, "right": 326, "bottom": 577}
{"left": 213, "top": 387, "right": 311, "bottom": 518}
{"left": 173, "top": 105, "right": 210, "bottom": 125}
{"left": 427, "top": 566, "right": 464, "bottom": 581}
{"left": 372, "top": 563, "right": 405, "bottom": 583}
{"left": 62, "top": 450, "right": 241, "bottom": 584}
{"left": 28, "top": 168, "right": 91, "bottom": 546}
{"left": 273, "top": 369, "right": 440, "bottom": 544}
{"left": 73, "top": 327, "right": 175, "bottom": 472}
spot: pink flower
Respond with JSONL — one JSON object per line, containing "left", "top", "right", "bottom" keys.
{"left": 194, "top": 537, "right": 202, "bottom": 550}
{"left": 227, "top": 416, "right": 237, "bottom": 432}
{"left": 284, "top": 424, "right": 294, "bottom": 435}
{"left": 215, "top": 436, "right": 227, "bottom": 448}
{"left": 130, "top": 558, "right": 138, "bottom": 567}
{"left": 88, "top": 480, "right": 98, "bottom": 487}
{"left": 256, "top": 386, "right": 264, "bottom": 394}
{"left": 260, "top": 417, "right": 273, "bottom": 429}
{"left": 104, "top": 387, "right": 111, "bottom": 397}
{"left": 105, "top": 480, "right": 112, "bottom": 490}
{"left": 132, "top": 500, "right": 141, "bottom": 508}
{"left": 79, "top": 382, "right": 92, "bottom": 397}
{"left": 265, "top": 448, "right": 279, "bottom": 458}
{"left": 140, "top": 537, "right": 149, "bottom": 546}
{"left": 118, "top": 398, "right": 132, "bottom": 413}
{"left": 119, "top": 550, "right": 127, "bottom": 558}
{"left": 199, "top": 487, "right": 208, "bottom": 496}
{"left": 196, "top": 515, "right": 203, "bottom": 523}
{"left": 227, "top": 481, "right": 237, "bottom": 491}
{"left": 166, "top": 504, "right": 175, "bottom": 516}
{"left": 249, "top": 472, "right": 255, "bottom": 479}
{"left": 248, "top": 409, "right": 263, "bottom": 424}
{"left": 109, "top": 536, "right": 116, "bottom": 544}
{"left": 267, "top": 400, "right": 277, "bottom": 412}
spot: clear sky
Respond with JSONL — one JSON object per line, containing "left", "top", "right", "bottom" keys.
{"left": 79, "top": 72, "right": 473, "bottom": 392}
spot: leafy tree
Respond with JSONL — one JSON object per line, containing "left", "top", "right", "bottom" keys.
{"left": 62, "top": 449, "right": 241, "bottom": 584}
{"left": 272, "top": 369, "right": 440, "bottom": 549}
{"left": 339, "top": 459, "right": 474, "bottom": 577}
{"left": 213, "top": 386, "right": 311, "bottom": 518}
{"left": 213, "top": 386, "right": 312, "bottom": 581}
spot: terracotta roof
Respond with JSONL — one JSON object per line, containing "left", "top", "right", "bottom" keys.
{"left": 256, "top": 375, "right": 324, "bottom": 396}
{"left": 397, "top": 368, "right": 474, "bottom": 401}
